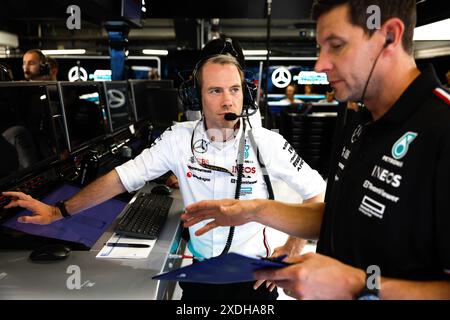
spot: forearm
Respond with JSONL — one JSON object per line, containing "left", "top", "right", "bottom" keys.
{"left": 254, "top": 200, "right": 325, "bottom": 239}
{"left": 64, "top": 170, "right": 126, "bottom": 215}
{"left": 380, "top": 278, "right": 450, "bottom": 300}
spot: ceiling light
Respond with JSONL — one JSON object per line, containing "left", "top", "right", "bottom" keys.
{"left": 243, "top": 50, "right": 268, "bottom": 56}
{"left": 142, "top": 49, "right": 168, "bottom": 55}
{"left": 41, "top": 49, "right": 86, "bottom": 55}
{"left": 414, "top": 18, "right": 450, "bottom": 41}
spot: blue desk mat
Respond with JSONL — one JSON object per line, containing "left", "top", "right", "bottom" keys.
{"left": 2, "top": 184, "right": 127, "bottom": 248}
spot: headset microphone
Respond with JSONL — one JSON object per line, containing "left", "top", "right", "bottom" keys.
{"left": 224, "top": 113, "right": 239, "bottom": 121}
{"left": 359, "top": 33, "right": 394, "bottom": 104}
{"left": 224, "top": 106, "right": 259, "bottom": 121}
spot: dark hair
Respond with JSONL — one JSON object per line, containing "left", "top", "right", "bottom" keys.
{"left": 24, "top": 49, "right": 46, "bottom": 63}
{"left": 311, "top": 0, "right": 416, "bottom": 54}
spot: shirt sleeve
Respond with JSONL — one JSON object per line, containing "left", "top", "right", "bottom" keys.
{"left": 435, "top": 127, "right": 450, "bottom": 275}
{"left": 115, "top": 127, "right": 175, "bottom": 192}
{"left": 256, "top": 128, "right": 326, "bottom": 200}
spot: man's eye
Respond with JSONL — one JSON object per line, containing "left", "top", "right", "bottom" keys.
{"left": 231, "top": 87, "right": 240, "bottom": 94}
{"left": 209, "top": 89, "right": 221, "bottom": 94}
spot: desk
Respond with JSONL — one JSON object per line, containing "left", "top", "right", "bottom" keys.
{"left": 0, "top": 183, "right": 184, "bottom": 300}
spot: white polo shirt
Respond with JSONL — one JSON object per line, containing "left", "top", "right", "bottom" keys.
{"left": 116, "top": 119, "right": 325, "bottom": 259}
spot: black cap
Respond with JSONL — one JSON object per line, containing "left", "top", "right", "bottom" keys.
{"left": 199, "top": 36, "right": 245, "bottom": 69}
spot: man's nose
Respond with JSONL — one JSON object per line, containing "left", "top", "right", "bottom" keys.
{"left": 314, "top": 53, "right": 332, "bottom": 74}
{"left": 221, "top": 92, "right": 233, "bottom": 108}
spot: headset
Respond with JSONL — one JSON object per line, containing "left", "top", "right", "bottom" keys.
{"left": 359, "top": 32, "right": 394, "bottom": 104}
{"left": 26, "top": 49, "right": 50, "bottom": 76}
{"left": 38, "top": 53, "right": 50, "bottom": 76}
{"left": 178, "top": 37, "right": 258, "bottom": 115}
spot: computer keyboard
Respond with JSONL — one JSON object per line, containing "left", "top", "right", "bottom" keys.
{"left": 114, "top": 192, "right": 173, "bottom": 239}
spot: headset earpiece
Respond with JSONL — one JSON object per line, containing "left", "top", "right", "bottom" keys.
{"left": 178, "top": 77, "right": 202, "bottom": 111}
{"left": 39, "top": 61, "right": 50, "bottom": 76}
{"left": 384, "top": 32, "right": 394, "bottom": 47}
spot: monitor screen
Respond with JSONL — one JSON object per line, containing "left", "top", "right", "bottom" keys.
{"left": 121, "top": 0, "right": 143, "bottom": 28}
{"left": 146, "top": 88, "right": 180, "bottom": 125}
{"left": 58, "top": 82, "right": 109, "bottom": 152}
{"left": 103, "top": 81, "right": 135, "bottom": 132}
{"left": 129, "top": 80, "right": 174, "bottom": 121}
{"left": 0, "top": 82, "right": 60, "bottom": 184}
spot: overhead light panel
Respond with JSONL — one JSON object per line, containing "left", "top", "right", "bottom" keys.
{"left": 414, "top": 18, "right": 450, "bottom": 41}
{"left": 243, "top": 50, "right": 268, "bottom": 56}
{"left": 142, "top": 49, "right": 168, "bottom": 56}
{"left": 42, "top": 49, "right": 86, "bottom": 55}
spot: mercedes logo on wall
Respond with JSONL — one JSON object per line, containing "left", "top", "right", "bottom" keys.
{"left": 107, "top": 89, "right": 126, "bottom": 109}
{"left": 271, "top": 67, "right": 292, "bottom": 88}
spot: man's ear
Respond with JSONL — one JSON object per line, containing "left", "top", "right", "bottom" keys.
{"left": 381, "top": 18, "right": 405, "bottom": 49}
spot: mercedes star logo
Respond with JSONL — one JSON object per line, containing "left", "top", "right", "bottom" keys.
{"left": 271, "top": 67, "right": 292, "bottom": 88}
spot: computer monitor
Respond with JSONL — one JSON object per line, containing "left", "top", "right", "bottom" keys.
{"left": 129, "top": 80, "right": 174, "bottom": 122}
{"left": 0, "top": 82, "right": 61, "bottom": 185}
{"left": 58, "top": 81, "right": 109, "bottom": 153}
{"left": 146, "top": 88, "right": 180, "bottom": 125}
{"left": 103, "top": 81, "right": 135, "bottom": 132}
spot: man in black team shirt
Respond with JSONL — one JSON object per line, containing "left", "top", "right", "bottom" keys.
{"left": 182, "top": 0, "right": 450, "bottom": 299}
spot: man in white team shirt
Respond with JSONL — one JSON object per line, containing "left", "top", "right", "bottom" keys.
{"left": 4, "top": 53, "right": 325, "bottom": 300}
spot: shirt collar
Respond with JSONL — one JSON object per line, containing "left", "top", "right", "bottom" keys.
{"left": 196, "top": 117, "right": 245, "bottom": 148}
{"left": 363, "top": 64, "right": 441, "bottom": 126}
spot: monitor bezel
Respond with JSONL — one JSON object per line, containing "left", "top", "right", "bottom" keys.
{"left": 0, "top": 81, "right": 62, "bottom": 187}
{"left": 57, "top": 81, "right": 109, "bottom": 154}
{"left": 102, "top": 80, "right": 135, "bottom": 133}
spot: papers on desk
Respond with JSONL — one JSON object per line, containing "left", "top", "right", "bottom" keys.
{"left": 96, "top": 233, "right": 156, "bottom": 259}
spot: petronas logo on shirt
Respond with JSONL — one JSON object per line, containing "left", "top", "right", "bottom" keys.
{"left": 391, "top": 132, "right": 418, "bottom": 160}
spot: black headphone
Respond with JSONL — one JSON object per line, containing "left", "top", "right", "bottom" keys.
{"left": 178, "top": 38, "right": 258, "bottom": 114}
{"left": 384, "top": 32, "right": 394, "bottom": 48}
{"left": 30, "top": 49, "right": 50, "bottom": 76}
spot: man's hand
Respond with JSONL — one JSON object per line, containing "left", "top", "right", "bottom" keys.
{"left": 254, "top": 252, "right": 365, "bottom": 300}
{"left": 182, "top": 199, "right": 261, "bottom": 236}
{"left": 2, "top": 191, "right": 62, "bottom": 225}
{"left": 254, "top": 238, "right": 307, "bottom": 292}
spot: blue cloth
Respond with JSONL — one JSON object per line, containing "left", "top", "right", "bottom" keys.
{"left": 2, "top": 183, "right": 126, "bottom": 247}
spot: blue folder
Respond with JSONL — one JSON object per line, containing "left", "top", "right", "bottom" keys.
{"left": 152, "top": 253, "right": 289, "bottom": 284}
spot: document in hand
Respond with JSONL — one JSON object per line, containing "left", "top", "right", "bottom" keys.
{"left": 152, "top": 253, "right": 289, "bottom": 284}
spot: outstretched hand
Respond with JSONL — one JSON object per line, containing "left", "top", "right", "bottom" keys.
{"left": 254, "top": 252, "right": 365, "bottom": 300}
{"left": 182, "top": 199, "right": 261, "bottom": 236}
{"left": 2, "top": 191, "right": 61, "bottom": 225}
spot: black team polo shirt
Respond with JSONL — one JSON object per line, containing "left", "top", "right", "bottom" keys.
{"left": 318, "top": 65, "right": 450, "bottom": 281}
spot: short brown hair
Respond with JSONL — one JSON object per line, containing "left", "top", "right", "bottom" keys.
{"left": 195, "top": 54, "right": 244, "bottom": 90}
{"left": 24, "top": 49, "right": 46, "bottom": 63}
{"left": 312, "top": 0, "right": 416, "bottom": 55}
